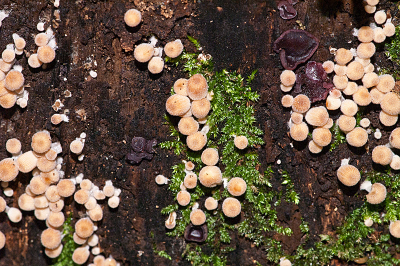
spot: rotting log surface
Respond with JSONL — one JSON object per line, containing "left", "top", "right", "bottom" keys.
{"left": 0, "top": 0, "right": 398, "bottom": 265}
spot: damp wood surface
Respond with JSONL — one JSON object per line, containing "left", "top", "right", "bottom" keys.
{"left": 0, "top": 0, "right": 398, "bottom": 265}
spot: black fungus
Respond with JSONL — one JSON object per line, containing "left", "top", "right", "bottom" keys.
{"left": 184, "top": 223, "right": 208, "bottom": 243}
{"left": 273, "top": 29, "right": 319, "bottom": 70}
{"left": 294, "top": 61, "right": 333, "bottom": 103}
{"left": 278, "top": 1, "right": 297, "bottom": 20}
{"left": 126, "top": 137, "right": 157, "bottom": 164}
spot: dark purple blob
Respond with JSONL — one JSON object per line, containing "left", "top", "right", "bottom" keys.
{"left": 273, "top": 29, "right": 319, "bottom": 70}
{"left": 184, "top": 224, "right": 208, "bottom": 243}
{"left": 294, "top": 61, "right": 333, "bottom": 103}
{"left": 278, "top": 1, "right": 297, "bottom": 20}
{"left": 126, "top": 137, "right": 157, "bottom": 164}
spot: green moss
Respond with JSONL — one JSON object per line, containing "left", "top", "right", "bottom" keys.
{"left": 51, "top": 214, "right": 78, "bottom": 266}
{"left": 384, "top": 25, "right": 400, "bottom": 79}
{"left": 329, "top": 122, "right": 346, "bottom": 151}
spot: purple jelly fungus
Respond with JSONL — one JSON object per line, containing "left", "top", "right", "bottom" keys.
{"left": 273, "top": 29, "right": 319, "bottom": 70}
{"left": 278, "top": 1, "right": 297, "bottom": 20}
{"left": 127, "top": 137, "right": 157, "bottom": 164}
{"left": 184, "top": 224, "right": 208, "bottom": 243}
{"left": 294, "top": 61, "right": 333, "bottom": 103}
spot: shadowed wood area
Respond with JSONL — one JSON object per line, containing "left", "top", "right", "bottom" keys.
{"left": 0, "top": 0, "right": 399, "bottom": 265}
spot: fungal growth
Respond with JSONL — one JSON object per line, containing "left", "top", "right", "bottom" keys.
{"left": 273, "top": 29, "right": 319, "bottom": 70}
{"left": 126, "top": 137, "right": 157, "bottom": 164}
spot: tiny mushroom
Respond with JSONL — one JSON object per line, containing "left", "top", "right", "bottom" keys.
{"left": 366, "top": 183, "right": 387, "bottom": 204}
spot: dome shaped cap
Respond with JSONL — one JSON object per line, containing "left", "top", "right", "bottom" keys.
{"left": 340, "top": 99, "right": 358, "bottom": 116}
{"left": 373, "top": 27, "right": 386, "bottom": 43}
{"left": 37, "top": 45, "right": 56, "bottom": 63}
{"left": 134, "top": 43, "right": 154, "bottom": 63}
{"left": 201, "top": 148, "right": 219, "bottom": 166}
{"left": 75, "top": 218, "right": 94, "bottom": 238}
{"left": 74, "top": 189, "right": 90, "bottom": 204}
{"left": 374, "top": 10, "right": 387, "bottom": 25}
{"left": 322, "top": 60, "right": 334, "bottom": 73}
{"left": 186, "top": 131, "right": 207, "bottom": 151}
{"left": 381, "top": 92, "right": 400, "bottom": 115}
{"left": 0, "top": 158, "right": 19, "bottom": 182}
{"left": 305, "top": 106, "right": 329, "bottom": 127}
{"left": 88, "top": 204, "right": 103, "bottom": 221}
{"left": 362, "top": 72, "right": 379, "bottom": 88}
{"left": 346, "top": 127, "right": 368, "bottom": 147}
{"left": 372, "top": 145, "right": 393, "bottom": 165}
{"left": 343, "top": 82, "right": 358, "bottom": 96}
{"left": 234, "top": 136, "right": 248, "bottom": 150}
{"left": 190, "top": 209, "right": 206, "bottom": 225}
{"left": 45, "top": 244, "right": 63, "bottom": 259}
{"left": 4, "top": 70, "right": 24, "bottom": 91}
{"left": 41, "top": 228, "right": 62, "bottom": 249}
{"left": 281, "top": 95, "right": 293, "bottom": 108}
{"left": 174, "top": 78, "right": 188, "bottom": 96}
{"left": 346, "top": 61, "right": 364, "bottom": 81}
{"left": 292, "top": 94, "right": 310, "bottom": 113}
{"left": 28, "top": 54, "right": 42, "bottom": 68}
{"left": 290, "top": 122, "right": 309, "bottom": 141}
{"left": 390, "top": 128, "right": 400, "bottom": 149}
{"left": 166, "top": 94, "right": 191, "bottom": 116}
{"left": 353, "top": 86, "right": 371, "bottom": 106}
{"left": 183, "top": 173, "right": 197, "bottom": 189}
{"left": 338, "top": 115, "right": 356, "bottom": 133}
{"left": 148, "top": 56, "right": 164, "bottom": 74}
{"left": 37, "top": 157, "right": 56, "bottom": 172}
{"left": 17, "top": 151, "right": 38, "bottom": 173}
{"left": 191, "top": 98, "right": 210, "bottom": 119}
{"left": 204, "top": 197, "right": 218, "bottom": 210}
{"left": 35, "top": 33, "right": 49, "bottom": 47}
{"left": 389, "top": 220, "right": 400, "bottom": 238}
{"left": 377, "top": 74, "right": 395, "bottom": 93}
{"left": 47, "top": 211, "right": 65, "bottom": 228}
{"left": 280, "top": 70, "right": 296, "bottom": 87}
{"left": 30, "top": 175, "right": 49, "bottom": 195}
{"left": 335, "top": 48, "right": 353, "bottom": 65}
{"left": 227, "top": 177, "right": 247, "bottom": 196}
{"left": 177, "top": 190, "right": 191, "bottom": 206}
{"left": 383, "top": 22, "right": 396, "bottom": 37}
{"left": 312, "top": 128, "right": 332, "bottom": 147}
{"left": 308, "top": 140, "right": 323, "bottom": 154}
{"left": 18, "top": 193, "right": 35, "bottom": 211}
{"left": 222, "top": 197, "right": 241, "bottom": 218}
{"left": 198, "top": 166, "right": 222, "bottom": 187}
{"left": 187, "top": 74, "right": 208, "bottom": 100}
{"left": 6, "top": 138, "right": 21, "bottom": 154}
{"left": 164, "top": 40, "right": 184, "bottom": 58}
{"left": 32, "top": 131, "right": 52, "bottom": 154}
{"left": 72, "top": 246, "right": 90, "bottom": 265}
{"left": 370, "top": 88, "right": 385, "bottom": 104}
{"left": 290, "top": 112, "right": 303, "bottom": 124}
{"left": 357, "top": 26, "right": 374, "bottom": 43}
{"left": 380, "top": 111, "right": 398, "bottom": 127}
{"left": 337, "top": 164, "right": 361, "bottom": 186}
{"left": 366, "top": 183, "right": 386, "bottom": 204}
{"left": 124, "top": 9, "right": 141, "bottom": 27}
{"left": 57, "top": 179, "right": 76, "bottom": 197}
{"left": 45, "top": 185, "right": 61, "bottom": 203}
{"left": 357, "top": 42, "right": 375, "bottom": 59}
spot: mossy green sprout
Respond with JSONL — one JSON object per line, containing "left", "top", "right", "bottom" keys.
{"left": 51, "top": 214, "right": 78, "bottom": 266}
{"left": 384, "top": 25, "right": 400, "bottom": 79}
{"left": 329, "top": 122, "right": 346, "bottom": 151}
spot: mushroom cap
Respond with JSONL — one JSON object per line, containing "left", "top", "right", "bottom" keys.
{"left": 185, "top": 161, "right": 195, "bottom": 171}
{"left": 75, "top": 218, "right": 94, "bottom": 238}
{"left": 6, "top": 138, "right": 21, "bottom": 154}
{"left": 45, "top": 185, "right": 61, "bottom": 203}
{"left": 390, "top": 220, "right": 400, "bottom": 238}
{"left": 353, "top": 86, "right": 371, "bottom": 106}
{"left": 305, "top": 106, "right": 329, "bottom": 127}
{"left": 34, "top": 207, "right": 50, "bottom": 220}
{"left": 374, "top": 10, "right": 387, "bottom": 25}
{"left": 281, "top": 95, "right": 294, "bottom": 108}
{"left": 49, "top": 199, "right": 64, "bottom": 212}
{"left": 290, "top": 122, "right": 309, "bottom": 141}
{"left": 57, "top": 179, "right": 76, "bottom": 197}
{"left": 80, "top": 179, "right": 93, "bottom": 191}
{"left": 164, "top": 40, "right": 184, "bottom": 58}
{"left": 337, "top": 164, "right": 361, "bottom": 186}
{"left": 0, "top": 197, "right": 5, "bottom": 213}
{"left": 74, "top": 189, "right": 90, "bottom": 204}
{"left": 0, "top": 158, "right": 19, "bottom": 182}
{"left": 174, "top": 78, "right": 188, "bottom": 96}
{"left": 37, "top": 45, "right": 56, "bottom": 63}
{"left": 41, "top": 228, "right": 62, "bottom": 249}
{"left": 362, "top": 72, "right": 379, "bottom": 88}
{"left": 28, "top": 54, "right": 42, "bottom": 68}
{"left": 103, "top": 184, "right": 115, "bottom": 197}
{"left": 190, "top": 209, "right": 206, "bottom": 226}
{"left": 41, "top": 170, "right": 60, "bottom": 185}
{"left": 222, "top": 197, "right": 241, "bottom": 218}
{"left": 366, "top": 183, "right": 386, "bottom": 204}
{"left": 308, "top": 140, "right": 323, "bottom": 154}
{"left": 0, "top": 232, "right": 6, "bottom": 250}
{"left": 335, "top": 48, "right": 353, "bottom": 65}
{"left": 187, "top": 74, "right": 208, "bottom": 100}
{"left": 312, "top": 128, "right": 332, "bottom": 147}
{"left": 343, "top": 81, "right": 358, "bottom": 96}
{"left": 183, "top": 173, "right": 197, "bottom": 189}
{"left": 322, "top": 60, "right": 335, "bottom": 73}
{"left": 373, "top": 27, "right": 386, "bottom": 43}
{"left": 186, "top": 131, "right": 207, "bottom": 151}
{"left": 18, "top": 193, "right": 35, "bottom": 211}
{"left": 280, "top": 70, "right": 296, "bottom": 87}
{"left": 204, "top": 197, "right": 218, "bottom": 210}
{"left": 7, "top": 207, "right": 22, "bottom": 223}
{"left": 17, "top": 151, "right": 38, "bottom": 173}
{"left": 372, "top": 145, "right": 393, "bottom": 165}
{"left": 14, "top": 37, "right": 26, "bottom": 50}
{"left": 358, "top": 26, "right": 374, "bottom": 43}
{"left": 333, "top": 75, "right": 348, "bottom": 90}
{"left": 383, "top": 22, "right": 396, "bottom": 37}
{"left": 381, "top": 92, "right": 400, "bottom": 115}
{"left": 35, "top": 33, "right": 49, "bottom": 47}
{"left": 198, "top": 166, "right": 222, "bottom": 187}
{"left": 176, "top": 190, "right": 191, "bottom": 206}
{"left": 292, "top": 94, "right": 310, "bottom": 113}
{"left": 191, "top": 98, "right": 210, "bottom": 119}
{"left": 370, "top": 88, "right": 385, "bottom": 104}
{"left": 291, "top": 112, "right": 303, "bottom": 124}
{"left": 201, "top": 148, "right": 219, "bottom": 166}
{"left": 377, "top": 74, "right": 395, "bottom": 93}
{"left": 70, "top": 139, "right": 84, "bottom": 155}
{"left": 124, "top": 9, "right": 141, "bottom": 27}
{"left": 380, "top": 111, "right": 398, "bottom": 127}
{"left": 37, "top": 157, "right": 56, "bottom": 172}
{"left": 357, "top": 42, "right": 375, "bottom": 59}
{"left": 47, "top": 211, "right": 65, "bottom": 228}
{"left": 30, "top": 175, "right": 50, "bottom": 195}
{"left": 280, "top": 84, "right": 292, "bottom": 92}
{"left": 2, "top": 49, "right": 15, "bottom": 63}
{"left": 234, "top": 136, "right": 248, "bottom": 150}
{"left": 338, "top": 115, "right": 356, "bottom": 133}
{"left": 134, "top": 43, "right": 154, "bottom": 63}
{"left": 88, "top": 204, "right": 103, "bottom": 221}
{"left": 4, "top": 70, "right": 24, "bottom": 91}
{"left": 72, "top": 246, "right": 90, "bottom": 265}
{"left": 227, "top": 177, "right": 247, "bottom": 196}
{"left": 346, "top": 61, "right": 364, "bottom": 81}
{"left": 340, "top": 99, "right": 358, "bottom": 116}
{"left": 346, "top": 127, "right": 368, "bottom": 147}
{"left": 32, "top": 131, "right": 52, "bottom": 154}
{"left": 148, "top": 56, "right": 164, "bottom": 74}
{"left": 84, "top": 196, "right": 97, "bottom": 210}
{"left": 390, "top": 128, "right": 400, "bottom": 149}
{"left": 166, "top": 94, "right": 191, "bottom": 116}
{"left": 334, "top": 64, "right": 347, "bottom": 77}
{"left": 45, "top": 244, "right": 63, "bottom": 259}
{"left": 34, "top": 195, "right": 49, "bottom": 208}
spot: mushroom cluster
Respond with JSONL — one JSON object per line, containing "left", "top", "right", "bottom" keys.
{"left": 28, "top": 27, "right": 57, "bottom": 68}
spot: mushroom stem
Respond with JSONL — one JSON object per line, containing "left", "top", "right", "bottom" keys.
{"left": 340, "top": 158, "right": 350, "bottom": 166}
{"left": 360, "top": 180, "right": 372, "bottom": 192}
